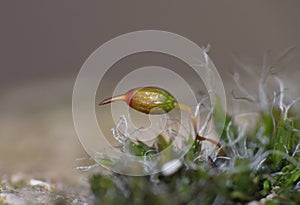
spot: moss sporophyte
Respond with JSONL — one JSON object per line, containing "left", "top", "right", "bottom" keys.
{"left": 99, "top": 86, "right": 222, "bottom": 149}
{"left": 99, "top": 87, "right": 177, "bottom": 114}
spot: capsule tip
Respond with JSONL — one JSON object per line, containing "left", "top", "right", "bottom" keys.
{"left": 99, "top": 95, "right": 127, "bottom": 106}
{"left": 99, "top": 97, "right": 113, "bottom": 106}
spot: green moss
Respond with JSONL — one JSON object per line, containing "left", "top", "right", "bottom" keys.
{"left": 91, "top": 80, "right": 300, "bottom": 204}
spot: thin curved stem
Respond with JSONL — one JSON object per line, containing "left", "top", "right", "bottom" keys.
{"left": 176, "top": 103, "right": 223, "bottom": 150}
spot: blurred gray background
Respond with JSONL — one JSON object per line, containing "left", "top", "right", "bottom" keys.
{"left": 0, "top": 1, "right": 299, "bottom": 181}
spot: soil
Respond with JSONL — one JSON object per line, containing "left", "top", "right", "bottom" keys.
{"left": 0, "top": 78, "right": 97, "bottom": 204}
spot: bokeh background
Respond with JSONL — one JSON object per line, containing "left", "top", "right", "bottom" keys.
{"left": 1, "top": 1, "right": 300, "bottom": 184}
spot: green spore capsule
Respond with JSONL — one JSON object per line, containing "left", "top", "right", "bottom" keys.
{"left": 99, "top": 86, "right": 178, "bottom": 114}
